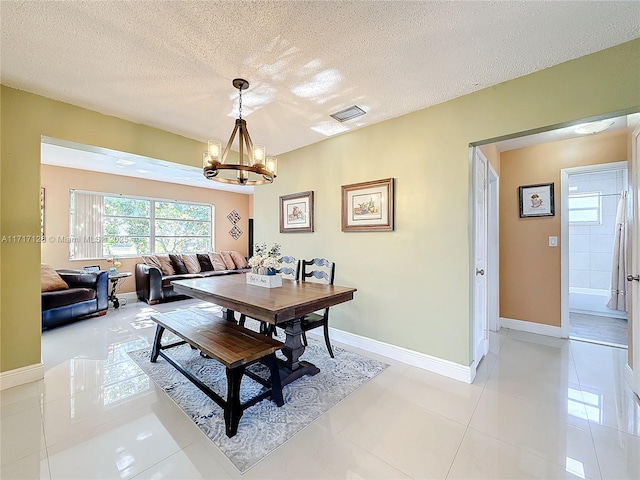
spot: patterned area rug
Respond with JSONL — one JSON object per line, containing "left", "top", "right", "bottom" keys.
{"left": 128, "top": 321, "right": 388, "bottom": 472}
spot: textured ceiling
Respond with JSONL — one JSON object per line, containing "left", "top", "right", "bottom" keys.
{"left": 2, "top": 1, "right": 639, "bottom": 159}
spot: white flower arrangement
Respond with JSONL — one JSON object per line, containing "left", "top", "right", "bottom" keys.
{"left": 249, "top": 243, "right": 282, "bottom": 272}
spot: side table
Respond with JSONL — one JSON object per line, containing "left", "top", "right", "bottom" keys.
{"left": 108, "top": 271, "right": 132, "bottom": 308}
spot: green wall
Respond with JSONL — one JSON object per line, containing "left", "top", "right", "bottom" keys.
{"left": 1, "top": 39, "right": 639, "bottom": 375}
{"left": 253, "top": 39, "right": 640, "bottom": 365}
{"left": 0, "top": 87, "right": 206, "bottom": 372}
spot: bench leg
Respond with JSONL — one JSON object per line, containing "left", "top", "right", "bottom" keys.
{"left": 150, "top": 325, "right": 165, "bottom": 362}
{"left": 264, "top": 353, "right": 284, "bottom": 407}
{"left": 224, "top": 366, "right": 245, "bottom": 437}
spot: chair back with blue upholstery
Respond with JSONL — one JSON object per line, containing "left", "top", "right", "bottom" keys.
{"left": 279, "top": 255, "right": 300, "bottom": 280}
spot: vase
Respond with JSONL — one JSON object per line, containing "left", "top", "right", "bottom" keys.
{"left": 266, "top": 268, "right": 276, "bottom": 276}
{"left": 257, "top": 266, "right": 266, "bottom": 275}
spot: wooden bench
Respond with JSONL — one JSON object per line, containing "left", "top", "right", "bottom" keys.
{"left": 150, "top": 307, "right": 285, "bottom": 437}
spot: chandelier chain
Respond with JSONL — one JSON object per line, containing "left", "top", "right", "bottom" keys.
{"left": 238, "top": 85, "right": 243, "bottom": 120}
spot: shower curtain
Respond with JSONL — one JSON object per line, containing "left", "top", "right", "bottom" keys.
{"left": 607, "top": 190, "right": 628, "bottom": 311}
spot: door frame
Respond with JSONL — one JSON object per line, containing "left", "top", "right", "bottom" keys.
{"left": 471, "top": 147, "right": 497, "bottom": 379}
{"left": 560, "top": 161, "right": 629, "bottom": 339}
{"left": 630, "top": 125, "right": 640, "bottom": 397}
{"left": 488, "top": 162, "right": 500, "bottom": 332}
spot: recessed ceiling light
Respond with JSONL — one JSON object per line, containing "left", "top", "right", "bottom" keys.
{"left": 574, "top": 119, "right": 615, "bottom": 135}
{"left": 330, "top": 105, "right": 366, "bottom": 122}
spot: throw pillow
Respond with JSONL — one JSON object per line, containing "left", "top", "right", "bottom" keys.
{"left": 228, "top": 251, "right": 248, "bottom": 269}
{"left": 169, "top": 254, "right": 188, "bottom": 275}
{"left": 197, "top": 253, "right": 214, "bottom": 271}
{"left": 156, "top": 254, "right": 175, "bottom": 275}
{"left": 41, "top": 264, "right": 69, "bottom": 292}
{"left": 208, "top": 252, "right": 227, "bottom": 271}
{"left": 181, "top": 253, "right": 201, "bottom": 274}
{"left": 142, "top": 255, "right": 162, "bottom": 270}
{"left": 220, "top": 251, "right": 237, "bottom": 270}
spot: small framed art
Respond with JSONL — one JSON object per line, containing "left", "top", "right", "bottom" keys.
{"left": 280, "top": 191, "right": 314, "bottom": 233}
{"left": 519, "top": 183, "right": 555, "bottom": 218}
{"left": 341, "top": 178, "right": 394, "bottom": 232}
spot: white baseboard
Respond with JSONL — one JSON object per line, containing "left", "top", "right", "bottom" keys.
{"left": 308, "top": 327, "right": 474, "bottom": 384}
{"left": 500, "top": 317, "right": 564, "bottom": 338}
{"left": 0, "top": 362, "right": 44, "bottom": 391}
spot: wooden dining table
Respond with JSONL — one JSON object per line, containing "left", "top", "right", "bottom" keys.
{"left": 171, "top": 274, "right": 357, "bottom": 386}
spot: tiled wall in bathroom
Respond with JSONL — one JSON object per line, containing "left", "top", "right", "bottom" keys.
{"left": 568, "top": 168, "right": 627, "bottom": 291}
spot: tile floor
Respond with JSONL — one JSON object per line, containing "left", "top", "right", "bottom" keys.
{"left": 1, "top": 298, "right": 639, "bottom": 479}
{"left": 569, "top": 312, "right": 628, "bottom": 347}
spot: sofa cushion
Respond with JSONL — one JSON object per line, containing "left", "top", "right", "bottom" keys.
{"left": 161, "top": 273, "right": 201, "bottom": 287}
{"left": 41, "top": 264, "right": 69, "bottom": 292}
{"left": 220, "top": 251, "right": 236, "bottom": 270}
{"left": 156, "top": 254, "right": 175, "bottom": 275}
{"left": 181, "top": 253, "right": 201, "bottom": 274}
{"left": 142, "top": 255, "right": 162, "bottom": 269}
{"left": 208, "top": 252, "right": 227, "bottom": 271}
{"left": 197, "top": 253, "right": 214, "bottom": 271}
{"left": 228, "top": 251, "right": 248, "bottom": 269}
{"left": 42, "top": 287, "right": 95, "bottom": 310}
{"left": 169, "top": 254, "right": 189, "bottom": 274}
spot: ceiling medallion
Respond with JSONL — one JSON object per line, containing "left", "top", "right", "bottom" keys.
{"left": 202, "top": 78, "right": 277, "bottom": 185}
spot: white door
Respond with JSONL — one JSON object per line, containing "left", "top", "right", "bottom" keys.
{"left": 474, "top": 148, "right": 489, "bottom": 369}
{"left": 630, "top": 125, "right": 640, "bottom": 397}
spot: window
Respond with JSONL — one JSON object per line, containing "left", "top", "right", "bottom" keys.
{"left": 568, "top": 193, "right": 601, "bottom": 225}
{"left": 70, "top": 191, "right": 213, "bottom": 259}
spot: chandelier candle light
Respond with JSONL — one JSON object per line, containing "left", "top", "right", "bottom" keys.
{"left": 202, "top": 78, "right": 278, "bottom": 185}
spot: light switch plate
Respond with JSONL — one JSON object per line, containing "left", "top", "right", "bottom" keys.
{"left": 549, "top": 236, "right": 558, "bottom": 247}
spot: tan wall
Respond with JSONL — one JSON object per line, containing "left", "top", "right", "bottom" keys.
{"left": 480, "top": 143, "right": 501, "bottom": 176}
{"left": 1, "top": 39, "right": 639, "bottom": 375}
{"left": 499, "top": 131, "right": 628, "bottom": 326}
{"left": 40, "top": 164, "right": 251, "bottom": 293}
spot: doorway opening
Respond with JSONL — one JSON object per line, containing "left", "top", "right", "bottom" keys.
{"left": 565, "top": 163, "right": 628, "bottom": 348}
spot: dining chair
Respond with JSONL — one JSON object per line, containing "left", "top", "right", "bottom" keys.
{"left": 239, "top": 255, "right": 300, "bottom": 336}
{"left": 300, "top": 257, "right": 336, "bottom": 358}
{"left": 279, "top": 255, "right": 300, "bottom": 280}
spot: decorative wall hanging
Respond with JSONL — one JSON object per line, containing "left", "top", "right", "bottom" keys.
{"left": 341, "top": 178, "right": 394, "bottom": 232}
{"left": 227, "top": 209, "right": 241, "bottom": 224}
{"left": 519, "top": 183, "right": 555, "bottom": 218}
{"left": 229, "top": 225, "right": 243, "bottom": 240}
{"left": 280, "top": 191, "right": 314, "bottom": 233}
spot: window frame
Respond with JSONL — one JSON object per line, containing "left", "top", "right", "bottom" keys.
{"left": 69, "top": 190, "right": 215, "bottom": 260}
{"left": 568, "top": 192, "right": 602, "bottom": 226}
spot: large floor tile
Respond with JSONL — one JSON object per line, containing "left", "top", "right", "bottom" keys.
{"left": 470, "top": 388, "right": 601, "bottom": 479}
{"left": 448, "top": 427, "right": 599, "bottom": 480}
{"left": 391, "top": 366, "right": 484, "bottom": 425}
{"left": 571, "top": 340, "right": 634, "bottom": 397}
{"left": 131, "top": 443, "right": 232, "bottom": 480}
{"left": 0, "top": 406, "right": 46, "bottom": 466}
{"left": 0, "top": 449, "right": 50, "bottom": 480}
{"left": 0, "top": 381, "right": 42, "bottom": 418}
{"left": 340, "top": 391, "right": 465, "bottom": 479}
{"left": 46, "top": 412, "right": 187, "bottom": 479}
{"left": 577, "top": 387, "right": 640, "bottom": 437}
{"left": 590, "top": 423, "right": 640, "bottom": 480}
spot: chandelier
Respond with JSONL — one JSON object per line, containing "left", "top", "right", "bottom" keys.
{"left": 202, "top": 78, "right": 277, "bottom": 185}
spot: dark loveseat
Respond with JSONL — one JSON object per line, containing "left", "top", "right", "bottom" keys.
{"left": 135, "top": 252, "right": 250, "bottom": 304}
{"left": 42, "top": 269, "right": 109, "bottom": 329}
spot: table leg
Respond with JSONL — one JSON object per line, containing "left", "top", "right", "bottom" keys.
{"left": 224, "top": 366, "right": 245, "bottom": 438}
{"left": 281, "top": 319, "right": 305, "bottom": 371}
{"left": 109, "top": 279, "right": 120, "bottom": 308}
{"left": 150, "top": 325, "right": 164, "bottom": 362}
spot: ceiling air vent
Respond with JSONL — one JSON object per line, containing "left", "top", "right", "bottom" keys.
{"left": 330, "top": 105, "right": 366, "bottom": 122}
